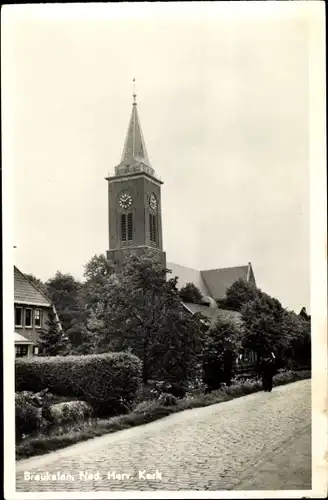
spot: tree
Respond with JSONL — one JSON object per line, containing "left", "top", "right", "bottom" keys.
{"left": 84, "top": 253, "right": 114, "bottom": 282}
{"left": 150, "top": 309, "right": 207, "bottom": 383}
{"left": 81, "top": 254, "right": 115, "bottom": 313}
{"left": 281, "top": 310, "right": 311, "bottom": 369}
{"left": 45, "top": 272, "right": 82, "bottom": 333}
{"left": 202, "top": 316, "right": 242, "bottom": 390}
{"left": 241, "top": 294, "right": 292, "bottom": 360}
{"left": 222, "top": 278, "right": 262, "bottom": 311}
{"left": 62, "top": 254, "right": 115, "bottom": 354}
{"left": 179, "top": 282, "right": 204, "bottom": 304}
{"left": 92, "top": 249, "right": 207, "bottom": 384}
{"left": 37, "top": 309, "right": 69, "bottom": 356}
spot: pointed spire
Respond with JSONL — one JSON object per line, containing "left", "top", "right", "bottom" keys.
{"left": 120, "top": 79, "right": 151, "bottom": 168}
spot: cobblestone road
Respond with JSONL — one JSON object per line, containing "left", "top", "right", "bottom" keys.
{"left": 16, "top": 379, "right": 311, "bottom": 492}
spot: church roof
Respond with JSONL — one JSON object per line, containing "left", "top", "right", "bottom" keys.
{"left": 201, "top": 264, "right": 251, "bottom": 300}
{"left": 167, "top": 262, "right": 211, "bottom": 298}
{"left": 14, "top": 266, "right": 52, "bottom": 307}
{"left": 169, "top": 261, "right": 255, "bottom": 302}
{"left": 120, "top": 95, "right": 151, "bottom": 168}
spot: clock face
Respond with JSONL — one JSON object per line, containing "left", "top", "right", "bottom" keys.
{"left": 119, "top": 192, "right": 132, "bottom": 210}
{"left": 149, "top": 194, "right": 157, "bottom": 211}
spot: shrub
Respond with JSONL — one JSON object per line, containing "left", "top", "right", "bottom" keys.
{"left": 164, "top": 382, "right": 187, "bottom": 399}
{"left": 133, "top": 399, "right": 159, "bottom": 414}
{"left": 149, "top": 381, "right": 187, "bottom": 399}
{"left": 15, "top": 352, "right": 142, "bottom": 416}
{"left": 158, "top": 393, "right": 178, "bottom": 406}
{"left": 179, "top": 282, "right": 204, "bottom": 304}
{"left": 15, "top": 393, "right": 42, "bottom": 441}
{"left": 202, "top": 317, "right": 242, "bottom": 391}
{"left": 46, "top": 401, "right": 94, "bottom": 426}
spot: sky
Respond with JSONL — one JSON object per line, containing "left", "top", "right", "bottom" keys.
{"left": 3, "top": 2, "right": 317, "bottom": 313}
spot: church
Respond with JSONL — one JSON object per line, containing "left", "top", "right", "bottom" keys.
{"left": 105, "top": 90, "right": 257, "bottom": 328}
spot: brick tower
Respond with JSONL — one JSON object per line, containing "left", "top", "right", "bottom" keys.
{"left": 106, "top": 86, "right": 166, "bottom": 269}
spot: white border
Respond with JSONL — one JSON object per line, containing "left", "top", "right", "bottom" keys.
{"left": 2, "top": 2, "right": 327, "bottom": 498}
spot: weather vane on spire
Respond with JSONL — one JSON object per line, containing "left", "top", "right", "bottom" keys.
{"left": 133, "top": 78, "right": 137, "bottom": 104}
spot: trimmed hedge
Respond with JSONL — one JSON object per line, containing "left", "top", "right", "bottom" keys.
{"left": 16, "top": 352, "right": 142, "bottom": 416}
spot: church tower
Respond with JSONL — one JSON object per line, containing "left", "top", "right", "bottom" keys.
{"left": 106, "top": 87, "right": 166, "bottom": 269}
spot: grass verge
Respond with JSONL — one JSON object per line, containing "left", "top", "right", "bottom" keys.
{"left": 16, "top": 370, "right": 310, "bottom": 461}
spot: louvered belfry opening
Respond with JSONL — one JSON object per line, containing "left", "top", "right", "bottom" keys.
{"left": 149, "top": 213, "right": 157, "bottom": 245}
{"left": 121, "top": 213, "right": 133, "bottom": 242}
{"left": 127, "top": 213, "right": 133, "bottom": 241}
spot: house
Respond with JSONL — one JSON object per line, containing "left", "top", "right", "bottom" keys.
{"left": 14, "top": 266, "right": 61, "bottom": 357}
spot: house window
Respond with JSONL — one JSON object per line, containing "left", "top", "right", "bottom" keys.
{"left": 149, "top": 213, "right": 157, "bottom": 244}
{"left": 15, "top": 345, "right": 29, "bottom": 357}
{"left": 25, "top": 308, "right": 32, "bottom": 328}
{"left": 15, "top": 307, "right": 23, "bottom": 327}
{"left": 35, "top": 309, "right": 42, "bottom": 328}
{"left": 121, "top": 213, "right": 133, "bottom": 242}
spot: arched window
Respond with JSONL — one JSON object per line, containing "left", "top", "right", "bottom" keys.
{"left": 121, "top": 213, "right": 133, "bottom": 242}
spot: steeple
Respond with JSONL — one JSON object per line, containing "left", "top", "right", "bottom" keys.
{"left": 106, "top": 82, "right": 166, "bottom": 270}
{"left": 119, "top": 80, "right": 151, "bottom": 169}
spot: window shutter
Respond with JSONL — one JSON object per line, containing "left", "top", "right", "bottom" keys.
{"left": 127, "top": 213, "right": 133, "bottom": 241}
{"left": 121, "top": 214, "right": 127, "bottom": 241}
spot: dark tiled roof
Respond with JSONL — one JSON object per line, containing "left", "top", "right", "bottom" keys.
{"left": 201, "top": 265, "right": 249, "bottom": 300}
{"left": 182, "top": 301, "right": 243, "bottom": 326}
{"left": 181, "top": 302, "right": 209, "bottom": 315}
{"left": 14, "top": 266, "right": 51, "bottom": 307}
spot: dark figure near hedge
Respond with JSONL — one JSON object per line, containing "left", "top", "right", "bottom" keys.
{"left": 259, "top": 355, "right": 276, "bottom": 392}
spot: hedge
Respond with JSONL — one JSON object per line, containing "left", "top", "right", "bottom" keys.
{"left": 15, "top": 392, "right": 42, "bottom": 441}
{"left": 15, "top": 352, "right": 142, "bottom": 416}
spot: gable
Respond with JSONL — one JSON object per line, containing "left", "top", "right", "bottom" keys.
{"left": 201, "top": 265, "right": 249, "bottom": 301}
{"left": 14, "top": 266, "right": 51, "bottom": 307}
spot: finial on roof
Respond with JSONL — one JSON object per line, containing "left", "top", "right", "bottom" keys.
{"left": 133, "top": 78, "right": 137, "bottom": 105}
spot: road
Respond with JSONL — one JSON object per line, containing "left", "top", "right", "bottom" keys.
{"left": 16, "top": 379, "right": 311, "bottom": 492}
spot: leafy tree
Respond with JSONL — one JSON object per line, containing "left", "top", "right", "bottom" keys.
{"left": 92, "top": 249, "right": 207, "bottom": 384}
{"left": 81, "top": 254, "right": 115, "bottom": 313}
{"left": 62, "top": 255, "right": 115, "bottom": 354}
{"left": 281, "top": 311, "right": 311, "bottom": 369}
{"left": 222, "top": 278, "right": 262, "bottom": 311}
{"left": 202, "top": 316, "right": 242, "bottom": 390}
{"left": 84, "top": 253, "right": 114, "bottom": 282}
{"left": 241, "top": 294, "right": 291, "bottom": 360}
{"left": 179, "top": 282, "right": 204, "bottom": 304}
{"left": 45, "top": 272, "right": 82, "bottom": 333}
{"left": 150, "top": 308, "right": 207, "bottom": 383}
{"left": 37, "top": 309, "right": 69, "bottom": 356}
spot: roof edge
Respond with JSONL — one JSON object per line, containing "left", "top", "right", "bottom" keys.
{"left": 200, "top": 264, "right": 249, "bottom": 274}
{"left": 14, "top": 266, "right": 52, "bottom": 306}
